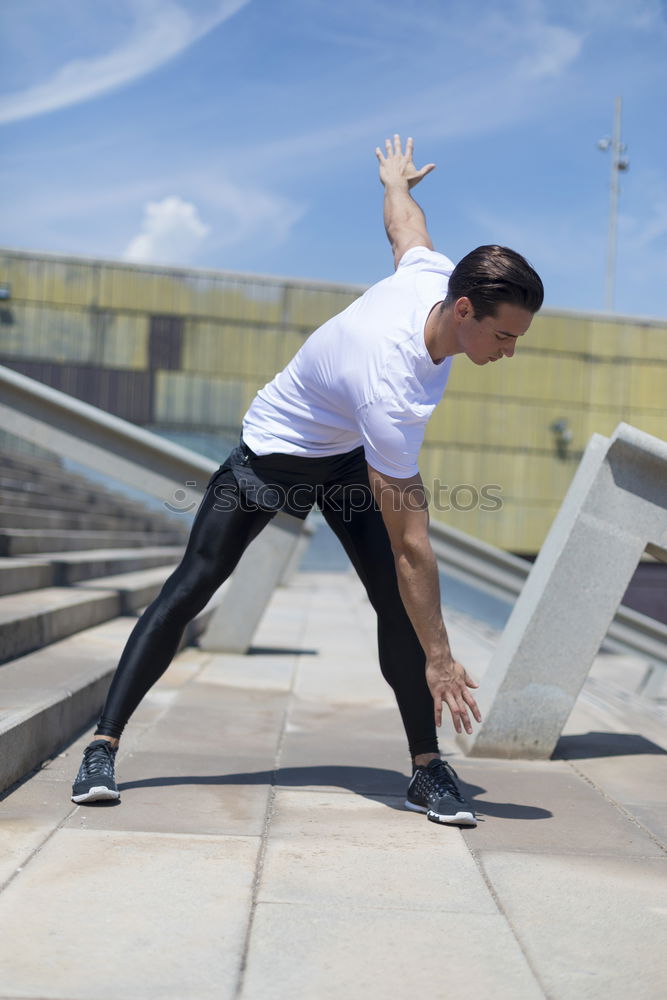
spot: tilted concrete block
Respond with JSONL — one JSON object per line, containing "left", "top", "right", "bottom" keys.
{"left": 459, "top": 423, "right": 667, "bottom": 759}
{"left": 199, "top": 511, "right": 303, "bottom": 653}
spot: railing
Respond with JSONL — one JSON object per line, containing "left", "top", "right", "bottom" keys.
{"left": 0, "top": 364, "right": 310, "bottom": 652}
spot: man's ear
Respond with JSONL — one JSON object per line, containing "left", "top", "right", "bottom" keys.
{"left": 454, "top": 296, "right": 473, "bottom": 321}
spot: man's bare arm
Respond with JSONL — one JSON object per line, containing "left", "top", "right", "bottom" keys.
{"left": 376, "top": 134, "right": 435, "bottom": 269}
{"left": 367, "top": 463, "right": 482, "bottom": 734}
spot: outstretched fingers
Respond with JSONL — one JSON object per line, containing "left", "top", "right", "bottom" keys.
{"left": 434, "top": 682, "right": 482, "bottom": 733}
{"left": 380, "top": 134, "right": 406, "bottom": 159}
{"left": 414, "top": 162, "right": 436, "bottom": 181}
{"left": 445, "top": 692, "right": 474, "bottom": 735}
{"left": 463, "top": 686, "right": 482, "bottom": 724}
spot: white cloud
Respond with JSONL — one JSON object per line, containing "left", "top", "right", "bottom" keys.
{"left": 516, "top": 23, "right": 583, "bottom": 79}
{"left": 573, "top": 0, "right": 666, "bottom": 30}
{"left": 121, "top": 178, "right": 305, "bottom": 264}
{"left": 621, "top": 172, "right": 667, "bottom": 250}
{"left": 189, "top": 175, "right": 306, "bottom": 254}
{"left": 233, "top": 1, "right": 587, "bottom": 175}
{"left": 0, "top": 0, "right": 250, "bottom": 125}
{"left": 123, "top": 196, "right": 210, "bottom": 264}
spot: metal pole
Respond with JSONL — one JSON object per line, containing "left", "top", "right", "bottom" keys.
{"left": 605, "top": 97, "right": 622, "bottom": 312}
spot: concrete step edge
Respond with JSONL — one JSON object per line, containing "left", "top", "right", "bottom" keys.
{"left": 0, "top": 547, "right": 185, "bottom": 593}
{"left": 0, "top": 591, "right": 223, "bottom": 794}
{"left": 0, "top": 529, "right": 186, "bottom": 556}
{"left": 0, "top": 505, "right": 164, "bottom": 532}
{"left": 0, "top": 563, "right": 179, "bottom": 661}
{"left": 0, "top": 558, "right": 55, "bottom": 597}
{"left": 0, "top": 588, "right": 122, "bottom": 665}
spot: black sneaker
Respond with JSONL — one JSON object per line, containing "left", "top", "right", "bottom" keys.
{"left": 71, "top": 739, "right": 120, "bottom": 803}
{"left": 405, "top": 758, "right": 476, "bottom": 827}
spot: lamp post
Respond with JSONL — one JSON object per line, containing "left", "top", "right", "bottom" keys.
{"left": 597, "top": 97, "right": 629, "bottom": 313}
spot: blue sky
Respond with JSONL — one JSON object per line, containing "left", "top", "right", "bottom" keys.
{"left": 1, "top": 0, "right": 666, "bottom": 318}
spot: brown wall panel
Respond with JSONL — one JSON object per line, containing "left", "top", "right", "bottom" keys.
{"left": 149, "top": 315, "right": 183, "bottom": 370}
{"left": 3, "top": 359, "right": 153, "bottom": 423}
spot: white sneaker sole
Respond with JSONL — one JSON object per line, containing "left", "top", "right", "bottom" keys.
{"left": 405, "top": 799, "right": 477, "bottom": 827}
{"left": 71, "top": 786, "right": 120, "bottom": 804}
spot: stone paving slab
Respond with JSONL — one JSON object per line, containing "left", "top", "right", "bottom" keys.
{"left": 62, "top": 750, "right": 272, "bottom": 837}
{"left": 0, "top": 828, "right": 259, "bottom": 1000}
{"left": 455, "top": 758, "right": 664, "bottom": 856}
{"left": 0, "top": 773, "right": 74, "bottom": 888}
{"left": 140, "top": 681, "right": 288, "bottom": 758}
{"left": 241, "top": 903, "right": 544, "bottom": 1000}
{"left": 278, "top": 699, "right": 410, "bottom": 784}
{"left": 195, "top": 651, "right": 298, "bottom": 692}
{"left": 259, "top": 788, "right": 496, "bottom": 913}
{"left": 1, "top": 568, "right": 667, "bottom": 1000}
{"left": 478, "top": 851, "right": 667, "bottom": 1000}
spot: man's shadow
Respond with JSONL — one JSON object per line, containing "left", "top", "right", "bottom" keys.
{"left": 113, "top": 764, "right": 552, "bottom": 822}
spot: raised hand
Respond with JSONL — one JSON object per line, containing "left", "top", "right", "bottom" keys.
{"left": 375, "top": 134, "right": 436, "bottom": 190}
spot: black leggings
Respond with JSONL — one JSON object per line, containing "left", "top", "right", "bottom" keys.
{"left": 96, "top": 459, "right": 439, "bottom": 757}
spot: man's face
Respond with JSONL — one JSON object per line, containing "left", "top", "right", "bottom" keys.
{"left": 457, "top": 300, "right": 534, "bottom": 366}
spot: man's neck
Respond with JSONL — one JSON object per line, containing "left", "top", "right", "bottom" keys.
{"left": 424, "top": 303, "right": 458, "bottom": 363}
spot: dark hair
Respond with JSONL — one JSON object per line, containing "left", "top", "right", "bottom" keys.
{"left": 443, "top": 245, "right": 544, "bottom": 318}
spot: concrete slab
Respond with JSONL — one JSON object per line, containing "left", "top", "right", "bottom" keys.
{"left": 139, "top": 681, "right": 288, "bottom": 757}
{"left": 278, "top": 699, "right": 410, "bottom": 787}
{"left": 241, "top": 903, "right": 544, "bottom": 1000}
{"left": 3, "top": 565, "right": 666, "bottom": 1000}
{"left": 454, "top": 758, "right": 664, "bottom": 856}
{"left": 0, "top": 828, "right": 259, "bottom": 1000}
{"left": 259, "top": 790, "right": 498, "bottom": 914}
{"left": 0, "top": 776, "right": 75, "bottom": 888}
{"left": 267, "top": 787, "right": 408, "bottom": 839}
{"left": 292, "top": 652, "right": 396, "bottom": 706}
{"left": 195, "top": 650, "right": 298, "bottom": 692}
{"left": 479, "top": 851, "right": 667, "bottom": 1000}
{"left": 63, "top": 750, "right": 273, "bottom": 837}
{"left": 561, "top": 746, "right": 667, "bottom": 802}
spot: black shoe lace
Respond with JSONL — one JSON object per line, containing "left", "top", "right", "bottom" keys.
{"left": 83, "top": 743, "right": 115, "bottom": 779}
{"left": 428, "top": 760, "right": 466, "bottom": 804}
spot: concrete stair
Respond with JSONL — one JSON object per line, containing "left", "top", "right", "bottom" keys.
{"left": 0, "top": 504, "right": 166, "bottom": 532}
{"left": 0, "top": 442, "right": 219, "bottom": 793}
{"left": 0, "top": 527, "right": 185, "bottom": 556}
{"left": 0, "top": 547, "right": 185, "bottom": 594}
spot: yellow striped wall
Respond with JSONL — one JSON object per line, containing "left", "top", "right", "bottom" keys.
{"left": 1, "top": 248, "right": 665, "bottom": 553}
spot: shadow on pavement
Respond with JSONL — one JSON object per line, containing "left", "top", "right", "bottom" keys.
{"left": 247, "top": 646, "right": 318, "bottom": 656}
{"left": 118, "top": 765, "right": 552, "bottom": 821}
{"left": 553, "top": 731, "right": 667, "bottom": 760}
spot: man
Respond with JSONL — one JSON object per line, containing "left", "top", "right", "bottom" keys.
{"left": 72, "top": 135, "right": 543, "bottom": 826}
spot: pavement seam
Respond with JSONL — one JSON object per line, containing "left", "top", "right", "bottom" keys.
{"left": 0, "top": 798, "right": 79, "bottom": 895}
{"left": 563, "top": 758, "right": 667, "bottom": 856}
{"left": 0, "top": 650, "right": 215, "bottom": 897}
{"left": 232, "top": 579, "right": 314, "bottom": 1000}
{"left": 233, "top": 775, "right": 278, "bottom": 1000}
{"left": 467, "top": 845, "right": 549, "bottom": 999}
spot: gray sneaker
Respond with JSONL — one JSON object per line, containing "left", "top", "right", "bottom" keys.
{"left": 71, "top": 739, "right": 120, "bottom": 803}
{"left": 405, "top": 758, "right": 476, "bottom": 826}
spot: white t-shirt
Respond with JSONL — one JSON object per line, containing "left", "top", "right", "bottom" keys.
{"left": 242, "top": 246, "right": 455, "bottom": 478}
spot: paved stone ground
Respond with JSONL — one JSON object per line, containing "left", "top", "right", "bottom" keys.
{"left": 1, "top": 569, "right": 666, "bottom": 1000}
